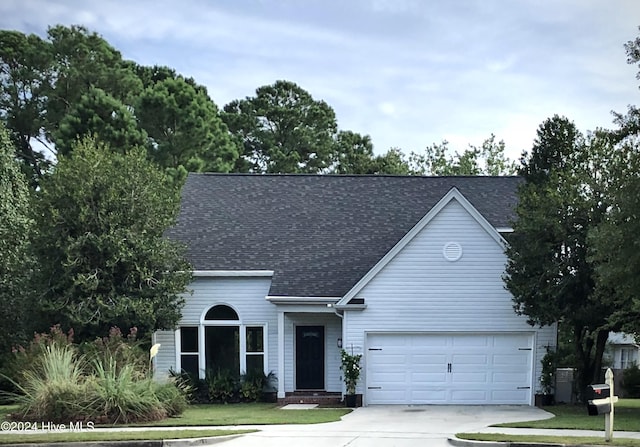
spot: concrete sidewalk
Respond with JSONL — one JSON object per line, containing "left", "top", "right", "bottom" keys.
{"left": 3, "top": 406, "right": 640, "bottom": 447}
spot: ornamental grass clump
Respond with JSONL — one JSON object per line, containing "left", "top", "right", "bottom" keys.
{"left": 8, "top": 343, "right": 94, "bottom": 423}
{"left": 340, "top": 349, "right": 362, "bottom": 395}
{"left": 4, "top": 326, "right": 187, "bottom": 424}
{"left": 89, "top": 358, "right": 167, "bottom": 423}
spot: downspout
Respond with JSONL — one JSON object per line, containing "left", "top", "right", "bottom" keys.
{"left": 329, "top": 304, "right": 345, "bottom": 402}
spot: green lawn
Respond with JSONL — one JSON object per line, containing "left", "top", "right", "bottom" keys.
{"left": 0, "top": 402, "right": 350, "bottom": 428}
{"left": 494, "top": 399, "right": 640, "bottom": 431}
{"left": 456, "top": 433, "right": 640, "bottom": 446}
{"left": 0, "top": 402, "right": 350, "bottom": 444}
{"left": 140, "top": 403, "right": 351, "bottom": 426}
{"left": 457, "top": 399, "right": 640, "bottom": 447}
{"left": 0, "top": 429, "right": 255, "bottom": 445}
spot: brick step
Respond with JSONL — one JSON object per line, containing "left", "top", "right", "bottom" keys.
{"left": 279, "top": 391, "right": 343, "bottom": 406}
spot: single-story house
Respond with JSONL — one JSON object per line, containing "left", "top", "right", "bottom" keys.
{"left": 154, "top": 173, "right": 557, "bottom": 405}
{"left": 607, "top": 333, "right": 639, "bottom": 370}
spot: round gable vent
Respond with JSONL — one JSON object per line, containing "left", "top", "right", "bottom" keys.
{"left": 443, "top": 242, "right": 463, "bottom": 262}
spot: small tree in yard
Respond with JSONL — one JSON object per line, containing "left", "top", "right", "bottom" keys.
{"left": 33, "top": 137, "right": 192, "bottom": 342}
{"left": 504, "top": 116, "right": 617, "bottom": 400}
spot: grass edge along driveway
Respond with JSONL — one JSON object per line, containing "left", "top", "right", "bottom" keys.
{"left": 0, "top": 403, "right": 350, "bottom": 444}
{"left": 457, "top": 399, "right": 640, "bottom": 447}
{"left": 0, "top": 429, "right": 257, "bottom": 445}
{"left": 455, "top": 432, "right": 640, "bottom": 446}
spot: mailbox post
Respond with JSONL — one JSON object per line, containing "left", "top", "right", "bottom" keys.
{"left": 605, "top": 369, "right": 617, "bottom": 442}
{"left": 586, "top": 368, "right": 619, "bottom": 442}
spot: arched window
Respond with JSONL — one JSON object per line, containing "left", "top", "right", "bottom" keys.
{"left": 202, "top": 305, "right": 240, "bottom": 377}
{"left": 205, "top": 305, "right": 239, "bottom": 321}
{"left": 179, "top": 304, "right": 265, "bottom": 380}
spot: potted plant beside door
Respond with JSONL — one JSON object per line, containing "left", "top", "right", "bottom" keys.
{"left": 340, "top": 348, "right": 362, "bottom": 407}
{"left": 535, "top": 347, "right": 557, "bottom": 407}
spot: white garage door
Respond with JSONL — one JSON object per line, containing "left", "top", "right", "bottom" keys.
{"left": 366, "top": 333, "right": 533, "bottom": 405}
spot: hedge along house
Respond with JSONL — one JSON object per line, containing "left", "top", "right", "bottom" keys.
{"left": 154, "top": 174, "right": 557, "bottom": 405}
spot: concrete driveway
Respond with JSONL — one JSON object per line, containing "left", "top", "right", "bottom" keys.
{"left": 215, "top": 405, "right": 553, "bottom": 447}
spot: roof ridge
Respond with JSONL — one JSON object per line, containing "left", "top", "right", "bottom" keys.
{"left": 189, "top": 172, "right": 521, "bottom": 179}
{"left": 172, "top": 174, "right": 520, "bottom": 297}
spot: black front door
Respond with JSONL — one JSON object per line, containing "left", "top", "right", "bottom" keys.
{"left": 296, "top": 325, "right": 325, "bottom": 390}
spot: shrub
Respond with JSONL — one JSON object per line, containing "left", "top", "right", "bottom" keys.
{"left": 89, "top": 358, "right": 166, "bottom": 423}
{"left": 539, "top": 347, "right": 557, "bottom": 395}
{"left": 207, "top": 369, "right": 237, "bottom": 403}
{"left": 340, "top": 349, "right": 362, "bottom": 395}
{"left": 155, "top": 381, "right": 188, "bottom": 417}
{"left": 5, "top": 328, "right": 188, "bottom": 424}
{"left": 168, "top": 369, "right": 209, "bottom": 403}
{"left": 83, "top": 327, "right": 147, "bottom": 379}
{"left": 240, "top": 370, "right": 276, "bottom": 402}
{"left": 3, "top": 325, "right": 75, "bottom": 391}
{"left": 8, "top": 343, "right": 93, "bottom": 423}
{"left": 622, "top": 365, "right": 640, "bottom": 398}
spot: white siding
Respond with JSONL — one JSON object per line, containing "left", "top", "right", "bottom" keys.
{"left": 283, "top": 313, "right": 343, "bottom": 392}
{"left": 344, "top": 199, "right": 557, "bottom": 400}
{"left": 180, "top": 277, "right": 273, "bottom": 326}
{"left": 154, "top": 330, "right": 177, "bottom": 379}
{"left": 154, "top": 277, "right": 276, "bottom": 380}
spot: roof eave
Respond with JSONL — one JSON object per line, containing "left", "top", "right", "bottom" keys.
{"left": 265, "top": 296, "right": 341, "bottom": 305}
{"left": 193, "top": 270, "right": 274, "bottom": 277}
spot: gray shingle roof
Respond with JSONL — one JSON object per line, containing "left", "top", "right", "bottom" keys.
{"left": 168, "top": 174, "right": 521, "bottom": 297}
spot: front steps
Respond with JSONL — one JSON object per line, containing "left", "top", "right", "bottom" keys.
{"left": 278, "top": 391, "right": 343, "bottom": 406}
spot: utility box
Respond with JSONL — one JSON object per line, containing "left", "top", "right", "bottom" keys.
{"left": 555, "top": 368, "right": 575, "bottom": 403}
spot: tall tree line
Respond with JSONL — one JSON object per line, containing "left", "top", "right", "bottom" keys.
{"left": 0, "top": 25, "right": 517, "bottom": 186}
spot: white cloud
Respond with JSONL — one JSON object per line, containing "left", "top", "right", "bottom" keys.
{"left": 1, "top": 0, "right": 639, "bottom": 160}
{"left": 378, "top": 102, "right": 397, "bottom": 117}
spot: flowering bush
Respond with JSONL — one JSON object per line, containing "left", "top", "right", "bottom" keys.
{"left": 340, "top": 349, "right": 362, "bottom": 395}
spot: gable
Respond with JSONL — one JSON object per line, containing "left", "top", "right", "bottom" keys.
{"left": 338, "top": 188, "right": 508, "bottom": 306}
{"left": 169, "top": 174, "right": 520, "bottom": 298}
{"left": 340, "top": 197, "right": 530, "bottom": 333}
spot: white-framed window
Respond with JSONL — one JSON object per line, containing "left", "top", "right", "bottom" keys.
{"left": 621, "top": 348, "right": 638, "bottom": 370}
{"left": 245, "top": 326, "right": 265, "bottom": 374}
{"left": 178, "top": 326, "right": 199, "bottom": 378}
{"left": 176, "top": 304, "right": 267, "bottom": 379}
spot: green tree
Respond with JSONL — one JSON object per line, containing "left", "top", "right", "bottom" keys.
{"left": 54, "top": 86, "right": 147, "bottom": 155}
{"left": 0, "top": 26, "right": 142, "bottom": 185}
{"left": 589, "top": 139, "right": 640, "bottom": 335}
{"left": 223, "top": 80, "right": 338, "bottom": 173}
{"left": 1, "top": 25, "right": 239, "bottom": 185}
{"left": 611, "top": 27, "right": 640, "bottom": 140}
{"left": 0, "top": 30, "right": 53, "bottom": 184}
{"left": 588, "top": 28, "right": 640, "bottom": 336}
{"left": 44, "top": 25, "right": 142, "bottom": 142}
{"left": 136, "top": 76, "right": 238, "bottom": 181}
{"left": 504, "top": 116, "right": 613, "bottom": 399}
{"left": 34, "top": 137, "right": 192, "bottom": 341}
{"left": 0, "top": 123, "right": 34, "bottom": 365}
{"left": 409, "top": 135, "right": 517, "bottom": 175}
{"left": 369, "top": 148, "right": 413, "bottom": 174}
{"left": 330, "top": 130, "right": 376, "bottom": 174}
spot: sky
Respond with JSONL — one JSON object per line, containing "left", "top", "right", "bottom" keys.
{"left": 1, "top": 0, "right": 639, "bottom": 160}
